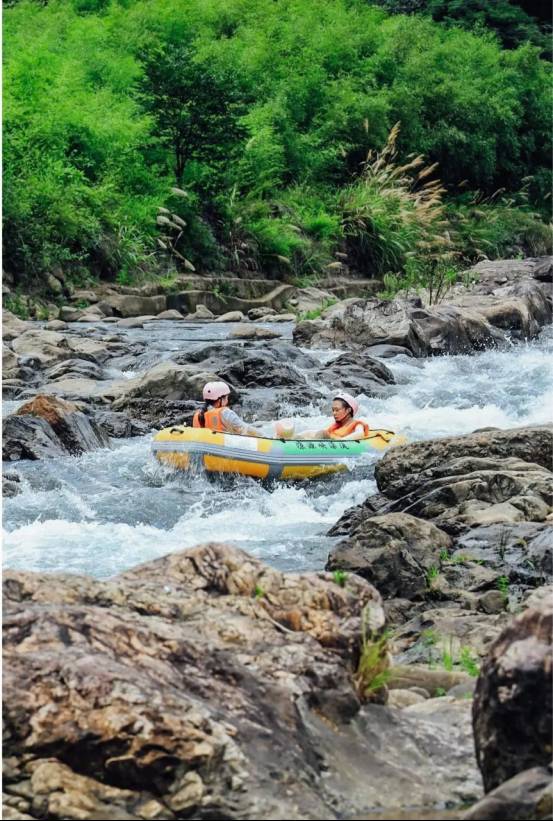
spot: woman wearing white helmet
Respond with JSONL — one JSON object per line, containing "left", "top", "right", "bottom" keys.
{"left": 297, "top": 392, "right": 369, "bottom": 440}
{"left": 193, "top": 381, "right": 259, "bottom": 436}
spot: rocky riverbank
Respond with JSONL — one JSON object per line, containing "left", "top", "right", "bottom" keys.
{"left": 3, "top": 257, "right": 552, "bottom": 819}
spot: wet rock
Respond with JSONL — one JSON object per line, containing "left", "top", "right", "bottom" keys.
{"left": 462, "top": 764, "right": 553, "bottom": 821}
{"left": 366, "top": 343, "right": 414, "bottom": 358}
{"left": 293, "top": 262, "right": 552, "bottom": 356}
{"left": 178, "top": 340, "right": 318, "bottom": 372}
{"left": 11, "top": 329, "right": 70, "bottom": 367}
{"left": 257, "top": 312, "right": 296, "bottom": 322}
{"left": 3, "top": 395, "right": 110, "bottom": 460}
{"left": 156, "top": 309, "right": 185, "bottom": 320}
{"left": 185, "top": 303, "right": 214, "bottom": 320}
{"left": 59, "top": 305, "right": 87, "bottom": 322}
{"left": 376, "top": 425, "right": 553, "bottom": 498}
{"left": 45, "top": 358, "right": 105, "bottom": 382}
{"left": 473, "top": 597, "right": 553, "bottom": 792}
{"left": 115, "top": 315, "right": 153, "bottom": 328}
{"left": 392, "top": 606, "right": 510, "bottom": 667}
{"left": 3, "top": 472, "right": 22, "bottom": 498}
{"left": 315, "top": 351, "right": 395, "bottom": 396}
{"left": 2, "top": 311, "right": 31, "bottom": 341}
{"left": 290, "top": 286, "right": 336, "bottom": 314}
{"left": 3, "top": 345, "right": 19, "bottom": 373}
{"left": 327, "top": 697, "right": 482, "bottom": 809}
{"left": 387, "top": 688, "right": 426, "bottom": 708}
{"left": 371, "top": 428, "right": 553, "bottom": 535}
{"left": 3, "top": 543, "right": 388, "bottom": 821}
{"left": 219, "top": 351, "right": 308, "bottom": 389}
{"left": 214, "top": 310, "right": 246, "bottom": 322}
{"left": 108, "top": 399, "right": 198, "bottom": 428}
{"left": 44, "top": 320, "right": 68, "bottom": 331}
{"left": 92, "top": 411, "right": 150, "bottom": 438}
{"left": 326, "top": 513, "right": 452, "bottom": 599}
{"left": 248, "top": 307, "right": 276, "bottom": 320}
{"left": 100, "top": 293, "right": 166, "bottom": 317}
{"left": 454, "top": 523, "right": 553, "bottom": 587}
{"left": 3, "top": 416, "right": 75, "bottom": 460}
{"left": 70, "top": 289, "right": 99, "bottom": 304}
{"left": 110, "top": 362, "right": 219, "bottom": 405}
{"left": 231, "top": 324, "right": 281, "bottom": 340}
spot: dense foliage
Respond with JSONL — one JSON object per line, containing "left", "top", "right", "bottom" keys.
{"left": 3, "top": 0, "right": 551, "bottom": 287}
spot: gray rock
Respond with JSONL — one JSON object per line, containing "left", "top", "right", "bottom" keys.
{"left": 3, "top": 543, "right": 389, "bottom": 821}
{"left": 2, "top": 311, "right": 31, "bottom": 341}
{"left": 116, "top": 316, "right": 153, "bottom": 329}
{"left": 257, "top": 312, "right": 296, "bottom": 322}
{"left": 93, "top": 411, "right": 150, "bottom": 438}
{"left": 247, "top": 307, "right": 276, "bottom": 320}
{"left": 462, "top": 764, "right": 552, "bottom": 820}
{"left": 100, "top": 293, "right": 166, "bottom": 318}
{"left": 185, "top": 303, "right": 214, "bottom": 320}
{"left": 316, "top": 351, "right": 395, "bottom": 396}
{"left": 44, "top": 320, "right": 68, "bottom": 331}
{"left": 473, "top": 597, "right": 553, "bottom": 791}
{"left": 214, "top": 311, "right": 246, "bottom": 322}
{"left": 3, "top": 395, "right": 110, "bottom": 460}
{"left": 366, "top": 343, "right": 414, "bottom": 358}
{"left": 45, "top": 358, "right": 105, "bottom": 382}
{"left": 326, "top": 513, "right": 452, "bottom": 600}
{"left": 110, "top": 361, "right": 219, "bottom": 405}
{"left": 156, "top": 309, "right": 185, "bottom": 320}
{"left": 293, "top": 264, "right": 552, "bottom": 355}
{"left": 46, "top": 274, "right": 63, "bottom": 295}
{"left": 231, "top": 324, "right": 281, "bottom": 340}
{"left": 59, "top": 306, "right": 86, "bottom": 322}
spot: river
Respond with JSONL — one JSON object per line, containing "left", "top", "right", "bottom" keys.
{"left": 3, "top": 322, "right": 552, "bottom": 578}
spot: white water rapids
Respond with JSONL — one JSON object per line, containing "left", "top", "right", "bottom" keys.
{"left": 3, "top": 325, "right": 552, "bottom": 577}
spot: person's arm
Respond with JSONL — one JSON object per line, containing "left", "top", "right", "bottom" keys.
{"left": 296, "top": 428, "right": 329, "bottom": 440}
{"left": 221, "top": 408, "right": 259, "bottom": 437}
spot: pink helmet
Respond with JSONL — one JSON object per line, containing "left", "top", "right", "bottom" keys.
{"left": 333, "top": 392, "right": 359, "bottom": 416}
{"left": 203, "top": 381, "right": 231, "bottom": 401}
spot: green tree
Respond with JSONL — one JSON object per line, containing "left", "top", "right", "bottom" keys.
{"left": 138, "top": 41, "right": 246, "bottom": 188}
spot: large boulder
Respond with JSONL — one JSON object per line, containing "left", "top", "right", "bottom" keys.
{"left": 2, "top": 310, "right": 30, "bottom": 341}
{"left": 99, "top": 293, "right": 167, "bottom": 317}
{"left": 364, "top": 427, "right": 553, "bottom": 538}
{"left": 315, "top": 351, "right": 395, "bottom": 396}
{"left": 110, "top": 361, "right": 220, "bottom": 405}
{"left": 293, "top": 261, "right": 552, "bottom": 356}
{"left": 3, "top": 543, "right": 387, "bottom": 820}
{"left": 375, "top": 426, "right": 553, "bottom": 498}
{"left": 472, "top": 598, "right": 553, "bottom": 792}
{"left": 326, "top": 513, "right": 452, "bottom": 599}
{"left": 11, "top": 329, "right": 71, "bottom": 367}
{"left": 2, "top": 395, "right": 110, "bottom": 460}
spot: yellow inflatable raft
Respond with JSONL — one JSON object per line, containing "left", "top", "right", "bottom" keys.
{"left": 152, "top": 425, "right": 406, "bottom": 480}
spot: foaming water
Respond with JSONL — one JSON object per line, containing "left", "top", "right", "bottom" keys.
{"left": 4, "top": 326, "right": 552, "bottom": 577}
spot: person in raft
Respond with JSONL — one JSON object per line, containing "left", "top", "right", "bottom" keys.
{"left": 193, "top": 381, "right": 259, "bottom": 436}
{"left": 276, "top": 393, "right": 369, "bottom": 440}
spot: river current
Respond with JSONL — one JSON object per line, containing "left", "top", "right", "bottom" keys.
{"left": 3, "top": 323, "right": 552, "bottom": 578}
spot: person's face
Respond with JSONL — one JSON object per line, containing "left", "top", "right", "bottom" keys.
{"left": 332, "top": 400, "right": 350, "bottom": 422}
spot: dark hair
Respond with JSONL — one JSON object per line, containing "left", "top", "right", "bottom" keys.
{"left": 197, "top": 401, "right": 211, "bottom": 428}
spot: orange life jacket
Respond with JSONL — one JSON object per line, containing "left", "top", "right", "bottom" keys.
{"left": 326, "top": 418, "right": 370, "bottom": 439}
{"left": 193, "top": 406, "right": 225, "bottom": 431}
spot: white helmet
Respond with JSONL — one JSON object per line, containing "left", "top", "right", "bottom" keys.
{"left": 333, "top": 392, "right": 359, "bottom": 415}
{"left": 203, "top": 381, "right": 231, "bottom": 401}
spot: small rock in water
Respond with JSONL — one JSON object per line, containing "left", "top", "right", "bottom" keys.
{"left": 231, "top": 324, "right": 281, "bottom": 340}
